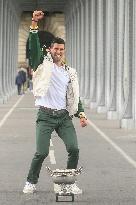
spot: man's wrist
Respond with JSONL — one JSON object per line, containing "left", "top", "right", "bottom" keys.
{"left": 32, "top": 18, "right": 38, "bottom": 22}
{"left": 79, "top": 112, "right": 87, "bottom": 119}
{"left": 30, "top": 26, "right": 38, "bottom": 32}
{"left": 30, "top": 18, "right": 38, "bottom": 30}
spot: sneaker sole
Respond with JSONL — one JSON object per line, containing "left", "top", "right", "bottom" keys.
{"left": 23, "top": 189, "right": 36, "bottom": 194}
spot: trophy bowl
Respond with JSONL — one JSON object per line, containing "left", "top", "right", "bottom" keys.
{"left": 52, "top": 174, "right": 76, "bottom": 184}
{"left": 46, "top": 166, "right": 82, "bottom": 184}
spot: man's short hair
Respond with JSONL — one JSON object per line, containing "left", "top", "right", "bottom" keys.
{"left": 50, "top": 37, "right": 65, "bottom": 47}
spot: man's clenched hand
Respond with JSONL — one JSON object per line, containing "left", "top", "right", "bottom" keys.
{"left": 80, "top": 118, "right": 87, "bottom": 127}
{"left": 32, "top": 10, "right": 44, "bottom": 21}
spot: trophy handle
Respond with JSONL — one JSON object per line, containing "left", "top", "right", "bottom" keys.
{"left": 75, "top": 166, "right": 83, "bottom": 175}
{"left": 46, "top": 166, "right": 53, "bottom": 176}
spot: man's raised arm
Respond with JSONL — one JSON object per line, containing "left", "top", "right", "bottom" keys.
{"left": 29, "top": 11, "right": 44, "bottom": 70}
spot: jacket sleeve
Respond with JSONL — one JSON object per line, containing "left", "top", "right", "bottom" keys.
{"left": 29, "top": 32, "right": 43, "bottom": 71}
{"left": 74, "top": 97, "right": 84, "bottom": 117}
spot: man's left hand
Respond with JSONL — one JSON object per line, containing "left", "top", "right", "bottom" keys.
{"left": 80, "top": 118, "right": 87, "bottom": 127}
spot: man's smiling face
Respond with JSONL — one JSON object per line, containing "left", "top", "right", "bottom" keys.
{"left": 49, "top": 43, "right": 65, "bottom": 64}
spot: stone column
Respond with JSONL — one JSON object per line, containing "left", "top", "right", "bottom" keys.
{"left": 65, "top": 2, "right": 70, "bottom": 63}
{"left": 84, "top": 0, "right": 91, "bottom": 106}
{"left": 77, "top": 2, "right": 82, "bottom": 83}
{"left": 121, "top": 0, "right": 134, "bottom": 128}
{"left": 80, "top": 0, "right": 85, "bottom": 98}
{"left": 2, "top": 0, "right": 9, "bottom": 102}
{"left": 66, "top": 7, "right": 72, "bottom": 65}
{"left": 6, "top": 6, "right": 11, "bottom": 96}
{"left": 75, "top": 1, "right": 80, "bottom": 75}
{"left": 74, "top": 1, "right": 78, "bottom": 69}
{"left": 96, "top": 0, "right": 107, "bottom": 113}
{"left": 105, "top": 0, "right": 112, "bottom": 114}
{"left": 65, "top": 21, "right": 68, "bottom": 62}
{"left": 107, "top": 0, "right": 118, "bottom": 119}
{"left": 72, "top": 4, "right": 77, "bottom": 68}
{"left": 9, "top": 11, "right": 13, "bottom": 93}
{"left": 68, "top": 1, "right": 77, "bottom": 68}
{"left": 65, "top": 10, "right": 68, "bottom": 60}
{"left": 133, "top": 0, "right": 136, "bottom": 128}
{"left": 116, "top": 0, "right": 125, "bottom": 119}
{"left": 90, "top": 0, "right": 97, "bottom": 108}
{"left": 0, "top": 0, "right": 4, "bottom": 103}
{"left": 71, "top": 13, "right": 74, "bottom": 67}
{"left": 13, "top": 17, "right": 19, "bottom": 92}
{"left": 8, "top": 0, "right": 19, "bottom": 95}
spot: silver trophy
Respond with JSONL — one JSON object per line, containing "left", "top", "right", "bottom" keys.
{"left": 46, "top": 166, "right": 83, "bottom": 202}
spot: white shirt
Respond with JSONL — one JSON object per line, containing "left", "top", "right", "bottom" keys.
{"left": 35, "top": 64, "right": 70, "bottom": 110}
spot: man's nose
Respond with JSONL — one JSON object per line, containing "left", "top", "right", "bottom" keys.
{"left": 56, "top": 50, "right": 61, "bottom": 54}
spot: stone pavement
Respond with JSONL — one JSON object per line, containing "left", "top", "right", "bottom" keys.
{"left": 0, "top": 92, "right": 136, "bottom": 205}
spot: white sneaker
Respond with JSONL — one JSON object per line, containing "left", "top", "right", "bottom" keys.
{"left": 23, "top": 181, "right": 36, "bottom": 194}
{"left": 70, "top": 183, "right": 82, "bottom": 194}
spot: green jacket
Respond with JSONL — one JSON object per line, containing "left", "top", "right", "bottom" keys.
{"left": 29, "top": 31, "right": 84, "bottom": 116}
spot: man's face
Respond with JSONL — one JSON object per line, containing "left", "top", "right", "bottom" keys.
{"left": 49, "top": 43, "right": 65, "bottom": 63}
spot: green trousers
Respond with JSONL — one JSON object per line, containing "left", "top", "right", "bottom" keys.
{"left": 27, "top": 109, "right": 79, "bottom": 184}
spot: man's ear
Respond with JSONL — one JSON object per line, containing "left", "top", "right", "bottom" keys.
{"left": 48, "top": 47, "right": 51, "bottom": 53}
{"left": 46, "top": 48, "right": 50, "bottom": 53}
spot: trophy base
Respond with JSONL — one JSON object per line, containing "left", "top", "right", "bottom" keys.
{"left": 56, "top": 192, "right": 74, "bottom": 202}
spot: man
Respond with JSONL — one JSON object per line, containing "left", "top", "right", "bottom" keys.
{"left": 23, "top": 10, "right": 87, "bottom": 194}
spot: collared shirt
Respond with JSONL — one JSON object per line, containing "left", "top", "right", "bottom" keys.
{"left": 35, "top": 63, "right": 70, "bottom": 110}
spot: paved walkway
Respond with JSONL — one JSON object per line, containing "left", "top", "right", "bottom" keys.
{"left": 0, "top": 92, "right": 136, "bottom": 205}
